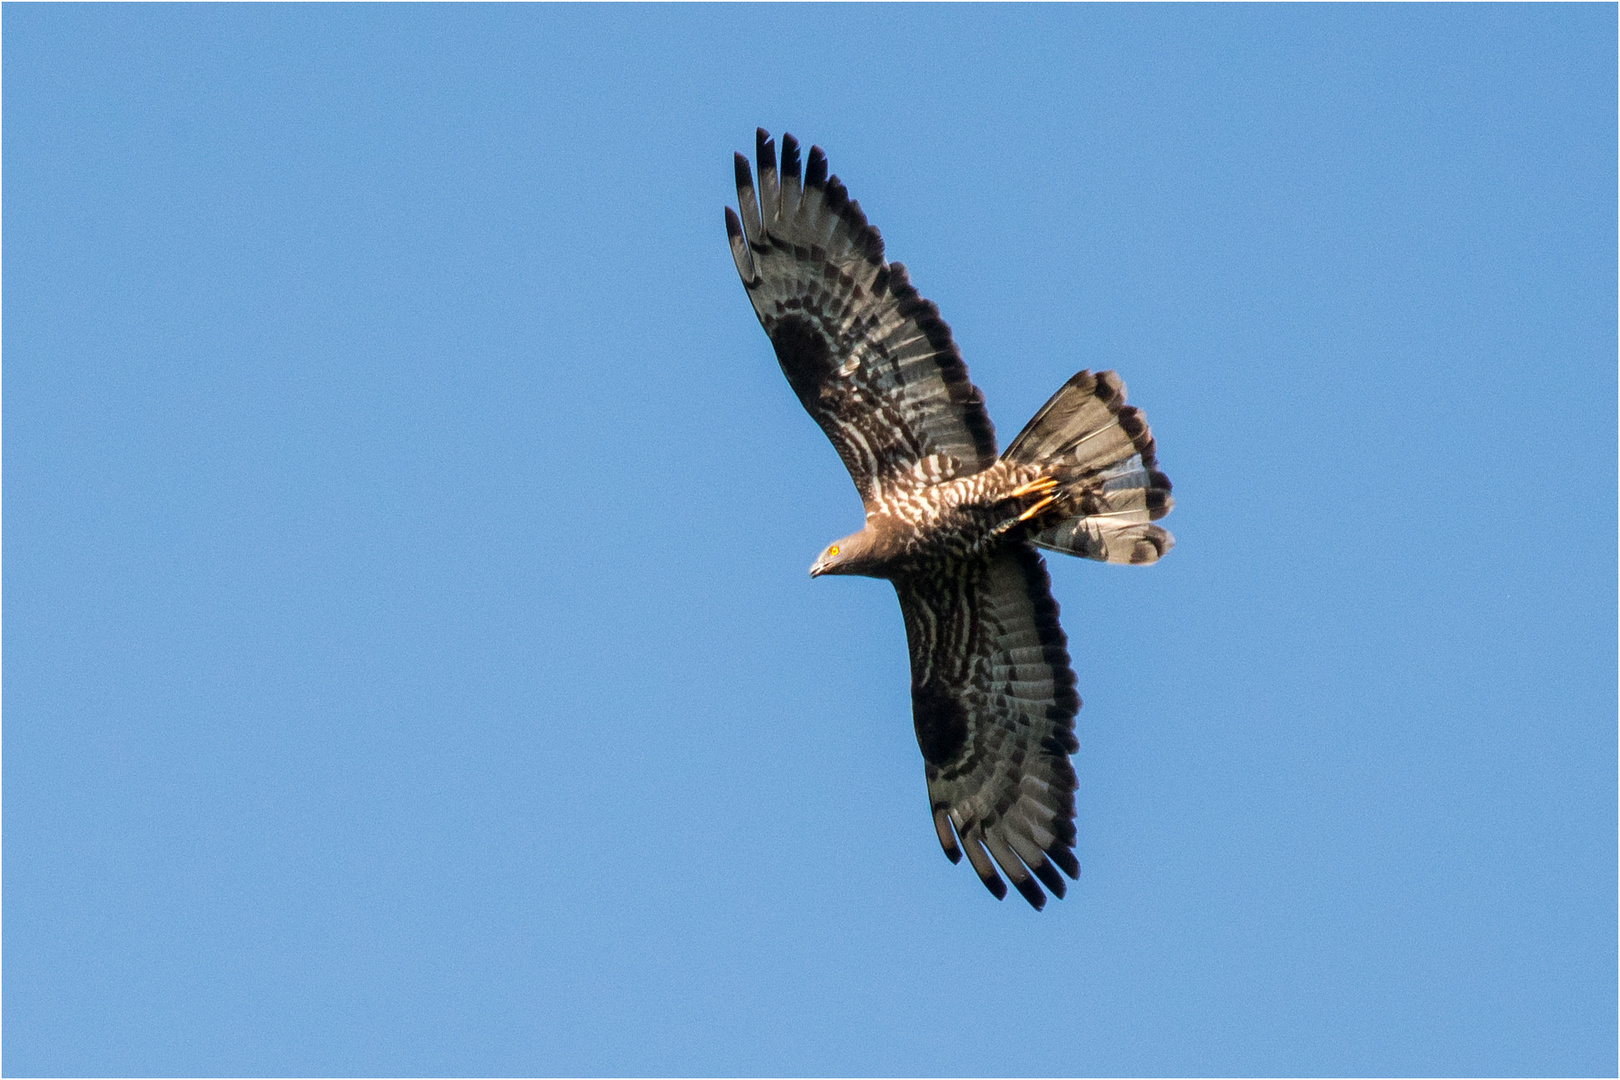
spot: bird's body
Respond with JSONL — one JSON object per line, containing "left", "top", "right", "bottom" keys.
{"left": 725, "top": 130, "right": 1174, "bottom": 909}
{"left": 813, "top": 461, "right": 1051, "bottom": 579}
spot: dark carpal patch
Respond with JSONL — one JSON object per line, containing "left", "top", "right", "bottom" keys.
{"left": 768, "top": 315, "right": 831, "bottom": 402}
{"left": 912, "top": 682, "right": 970, "bottom": 765}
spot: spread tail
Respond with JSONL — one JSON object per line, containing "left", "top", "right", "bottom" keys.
{"left": 1002, "top": 370, "right": 1174, "bottom": 565}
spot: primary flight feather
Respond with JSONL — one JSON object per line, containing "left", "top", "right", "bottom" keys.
{"left": 725, "top": 129, "right": 1174, "bottom": 909}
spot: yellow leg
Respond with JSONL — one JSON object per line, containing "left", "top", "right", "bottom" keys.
{"left": 1017, "top": 494, "right": 1058, "bottom": 522}
{"left": 1009, "top": 476, "right": 1058, "bottom": 498}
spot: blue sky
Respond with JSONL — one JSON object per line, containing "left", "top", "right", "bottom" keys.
{"left": 6, "top": 5, "right": 1614, "bottom": 1076}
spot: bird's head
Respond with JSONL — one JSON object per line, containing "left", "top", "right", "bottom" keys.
{"left": 809, "top": 525, "right": 886, "bottom": 578}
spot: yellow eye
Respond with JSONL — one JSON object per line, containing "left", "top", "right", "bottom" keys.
{"left": 828, "top": 545, "right": 840, "bottom": 557}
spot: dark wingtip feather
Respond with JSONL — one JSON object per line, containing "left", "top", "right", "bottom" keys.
{"left": 1012, "top": 874, "right": 1048, "bottom": 910}
{"left": 1032, "top": 858, "right": 1068, "bottom": 899}
{"left": 757, "top": 129, "right": 775, "bottom": 176}
{"left": 933, "top": 806, "right": 963, "bottom": 863}
{"left": 806, "top": 145, "right": 828, "bottom": 188}
{"left": 961, "top": 831, "right": 1008, "bottom": 900}
{"left": 1051, "top": 815, "right": 1077, "bottom": 848}
{"left": 724, "top": 206, "right": 742, "bottom": 239}
{"left": 823, "top": 175, "right": 848, "bottom": 211}
{"left": 733, "top": 152, "right": 752, "bottom": 192}
{"left": 1049, "top": 846, "right": 1080, "bottom": 879}
{"left": 780, "top": 133, "right": 801, "bottom": 179}
{"left": 980, "top": 870, "right": 1008, "bottom": 901}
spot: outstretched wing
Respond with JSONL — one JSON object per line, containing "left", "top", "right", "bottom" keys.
{"left": 894, "top": 544, "right": 1081, "bottom": 909}
{"left": 725, "top": 129, "right": 997, "bottom": 507}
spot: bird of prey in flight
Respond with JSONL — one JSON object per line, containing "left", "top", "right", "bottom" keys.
{"left": 725, "top": 130, "right": 1174, "bottom": 909}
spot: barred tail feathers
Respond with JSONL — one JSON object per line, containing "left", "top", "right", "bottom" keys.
{"left": 1002, "top": 370, "right": 1174, "bottom": 565}
{"left": 1032, "top": 513, "right": 1173, "bottom": 566}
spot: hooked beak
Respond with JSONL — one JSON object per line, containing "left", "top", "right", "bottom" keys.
{"left": 809, "top": 562, "right": 827, "bottom": 578}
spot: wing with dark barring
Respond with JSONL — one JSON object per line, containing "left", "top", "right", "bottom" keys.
{"left": 893, "top": 544, "right": 1082, "bottom": 909}
{"left": 725, "top": 129, "right": 997, "bottom": 507}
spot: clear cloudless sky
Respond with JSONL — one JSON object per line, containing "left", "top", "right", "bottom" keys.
{"left": 5, "top": 5, "right": 1615, "bottom": 1077}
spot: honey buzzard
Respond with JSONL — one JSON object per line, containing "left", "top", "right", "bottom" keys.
{"left": 725, "top": 130, "right": 1174, "bottom": 909}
